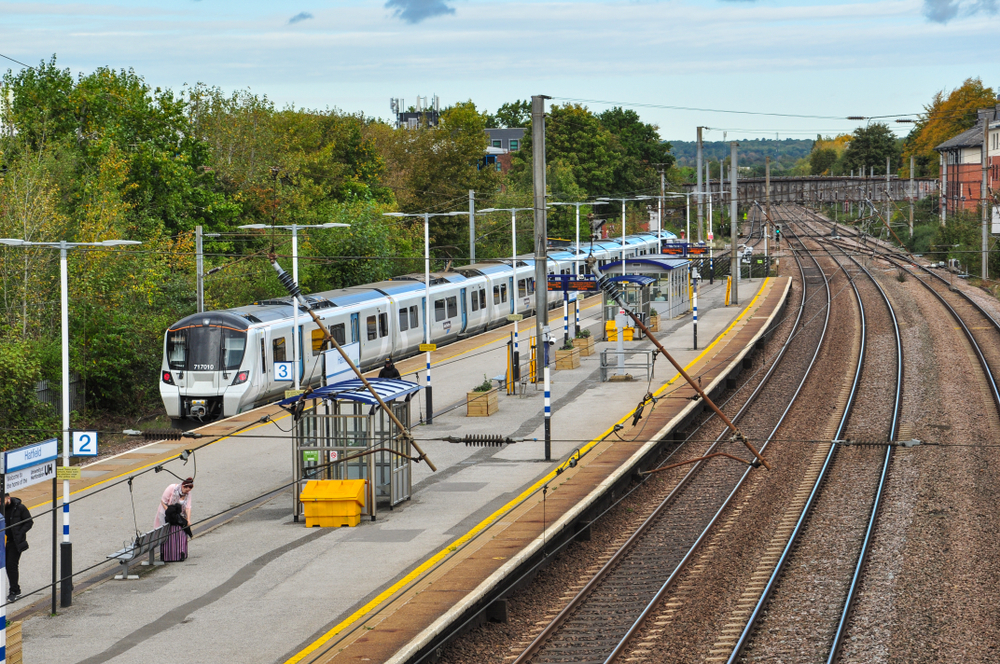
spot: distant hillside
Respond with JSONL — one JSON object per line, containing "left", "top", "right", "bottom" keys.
{"left": 669, "top": 138, "right": 813, "bottom": 171}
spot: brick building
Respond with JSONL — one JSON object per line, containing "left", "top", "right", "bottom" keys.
{"left": 482, "top": 128, "right": 525, "bottom": 173}
{"left": 936, "top": 104, "right": 1000, "bottom": 214}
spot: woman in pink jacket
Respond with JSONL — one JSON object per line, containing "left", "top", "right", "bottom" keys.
{"left": 154, "top": 477, "right": 194, "bottom": 561}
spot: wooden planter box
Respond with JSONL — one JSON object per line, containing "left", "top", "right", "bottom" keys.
{"left": 555, "top": 347, "right": 581, "bottom": 370}
{"left": 572, "top": 336, "right": 595, "bottom": 356}
{"left": 467, "top": 388, "right": 499, "bottom": 417}
{"left": 648, "top": 316, "right": 660, "bottom": 333}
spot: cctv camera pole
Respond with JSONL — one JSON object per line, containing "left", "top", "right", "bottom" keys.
{"left": 532, "top": 94, "right": 552, "bottom": 461}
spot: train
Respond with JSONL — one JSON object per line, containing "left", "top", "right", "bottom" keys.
{"left": 159, "top": 232, "right": 671, "bottom": 422}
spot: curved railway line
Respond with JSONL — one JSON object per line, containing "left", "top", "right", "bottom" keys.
{"left": 507, "top": 207, "right": 830, "bottom": 664}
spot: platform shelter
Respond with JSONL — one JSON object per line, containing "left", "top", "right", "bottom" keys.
{"left": 601, "top": 257, "right": 691, "bottom": 335}
{"left": 279, "top": 378, "right": 421, "bottom": 523}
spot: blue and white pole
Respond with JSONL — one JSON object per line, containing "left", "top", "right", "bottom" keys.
{"left": 562, "top": 291, "right": 569, "bottom": 344}
{"left": 423, "top": 213, "right": 434, "bottom": 424}
{"left": 693, "top": 269, "right": 700, "bottom": 350}
{"left": 543, "top": 326, "right": 552, "bottom": 461}
{"left": 1, "top": 511, "right": 6, "bottom": 664}
{"left": 60, "top": 246, "right": 73, "bottom": 607}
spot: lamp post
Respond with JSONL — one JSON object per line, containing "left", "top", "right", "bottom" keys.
{"left": 597, "top": 196, "right": 651, "bottom": 277}
{"left": 384, "top": 211, "right": 465, "bottom": 424}
{"left": 480, "top": 207, "right": 533, "bottom": 359}
{"left": 239, "top": 223, "right": 349, "bottom": 391}
{"left": 0, "top": 237, "right": 141, "bottom": 608}
{"left": 550, "top": 201, "right": 608, "bottom": 336}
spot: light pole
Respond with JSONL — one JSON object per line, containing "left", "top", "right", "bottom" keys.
{"left": 550, "top": 201, "right": 608, "bottom": 336}
{"left": 0, "top": 237, "right": 141, "bottom": 607}
{"left": 384, "top": 211, "right": 465, "bottom": 424}
{"left": 239, "top": 223, "right": 349, "bottom": 391}
{"left": 480, "top": 207, "right": 533, "bottom": 361}
{"left": 597, "top": 196, "right": 651, "bottom": 278}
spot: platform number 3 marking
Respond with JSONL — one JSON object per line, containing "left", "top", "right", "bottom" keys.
{"left": 72, "top": 431, "right": 99, "bottom": 457}
{"left": 274, "top": 362, "right": 294, "bottom": 381}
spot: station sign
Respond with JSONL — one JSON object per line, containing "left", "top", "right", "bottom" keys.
{"left": 3, "top": 438, "right": 59, "bottom": 474}
{"left": 6, "top": 459, "right": 57, "bottom": 492}
{"left": 274, "top": 361, "right": 294, "bottom": 381}
{"left": 323, "top": 341, "right": 360, "bottom": 386}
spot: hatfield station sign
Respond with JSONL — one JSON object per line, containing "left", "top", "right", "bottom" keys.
{"left": 3, "top": 438, "right": 59, "bottom": 492}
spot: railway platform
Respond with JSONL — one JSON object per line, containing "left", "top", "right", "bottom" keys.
{"left": 13, "top": 272, "right": 789, "bottom": 664}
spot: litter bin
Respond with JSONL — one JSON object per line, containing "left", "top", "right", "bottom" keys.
{"left": 606, "top": 320, "right": 617, "bottom": 341}
{"left": 623, "top": 327, "right": 634, "bottom": 341}
{"left": 299, "top": 480, "right": 366, "bottom": 527}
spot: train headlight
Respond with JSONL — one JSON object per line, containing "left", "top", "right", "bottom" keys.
{"left": 231, "top": 370, "right": 249, "bottom": 386}
{"left": 162, "top": 371, "right": 175, "bottom": 385}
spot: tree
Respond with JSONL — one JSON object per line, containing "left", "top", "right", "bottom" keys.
{"left": 597, "top": 107, "right": 673, "bottom": 195}
{"left": 492, "top": 100, "right": 530, "bottom": 128}
{"left": 902, "top": 78, "right": 997, "bottom": 177}
{"left": 842, "top": 123, "right": 901, "bottom": 175}
{"left": 810, "top": 147, "right": 838, "bottom": 175}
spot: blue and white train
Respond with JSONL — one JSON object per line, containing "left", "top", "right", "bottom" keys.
{"left": 159, "top": 232, "right": 670, "bottom": 422}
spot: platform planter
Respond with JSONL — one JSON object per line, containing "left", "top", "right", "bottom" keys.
{"left": 648, "top": 310, "right": 660, "bottom": 333}
{"left": 555, "top": 345, "right": 581, "bottom": 370}
{"left": 467, "top": 376, "right": 499, "bottom": 416}
{"left": 572, "top": 331, "right": 595, "bottom": 356}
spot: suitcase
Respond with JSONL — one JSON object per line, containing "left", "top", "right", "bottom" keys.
{"left": 160, "top": 525, "right": 189, "bottom": 562}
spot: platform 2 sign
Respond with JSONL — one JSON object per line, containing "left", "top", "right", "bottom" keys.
{"left": 547, "top": 275, "right": 598, "bottom": 292}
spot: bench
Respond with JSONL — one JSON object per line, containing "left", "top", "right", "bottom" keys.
{"left": 107, "top": 525, "right": 168, "bottom": 580}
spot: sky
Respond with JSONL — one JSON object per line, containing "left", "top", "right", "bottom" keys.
{"left": 2, "top": 0, "right": 998, "bottom": 142}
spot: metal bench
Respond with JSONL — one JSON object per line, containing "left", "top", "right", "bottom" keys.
{"left": 107, "top": 525, "right": 168, "bottom": 580}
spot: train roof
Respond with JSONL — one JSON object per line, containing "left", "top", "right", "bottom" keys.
{"left": 368, "top": 280, "right": 426, "bottom": 296}
{"left": 455, "top": 262, "right": 522, "bottom": 277}
{"left": 169, "top": 311, "right": 251, "bottom": 331}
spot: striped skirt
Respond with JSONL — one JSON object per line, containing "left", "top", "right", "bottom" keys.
{"left": 160, "top": 525, "right": 189, "bottom": 562}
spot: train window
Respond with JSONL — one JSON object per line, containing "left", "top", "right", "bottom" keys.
{"left": 379, "top": 312, "right": 388, "bottom": 337}
{"left": 500, "top": 284, "right": 507, "bottom": 303}
{"left": 330, "top": 323, "right": 346, "bottom": 345}
{"left": 447, "top": 297, "right": 457, "bottom": 318}
{"left": 518, "top": 279, "right": 526, "bottom": 298}
{"left": 471, "top": 293, "right": 479, "bottom": 312}
{"left": 367, "top": 315, "right": 377, "bottom": 340}
{"left": 399, "top": 308, "right": 409, "bottom": 331}
{"left": 479, "top": 288, "right": 486, "bottom": 307}
{"left": 435, "top": 299, "right": 446, "bottom": 322}
{"left": 167, "top": 332, "right": 187, "bottom": 371}
{"left": 528, "top": 278, "right": 535, "bottom": 295}
{"left": 260, "top": 339, "right": 266, "bottom": 374}
{"left": 273, "top": 338, "right": 287, "bottom": 362}
{"left": 409, "top": 305, "right": 419, "bottom": 329}
{"left": 493, "top": 285, "right": 501, "bottom": 305}
{"left": 222, "top": 330, "right": 246, "bottom": 370}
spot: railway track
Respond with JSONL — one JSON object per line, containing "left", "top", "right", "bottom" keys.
{"left": 510, "top": 208, "right": 829, "bottom": 664}
{"left": 724, "top": 207, "right": 902, "bottom": 663}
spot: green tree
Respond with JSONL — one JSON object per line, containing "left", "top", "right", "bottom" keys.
{"left": 597, "top": 107, "right": 673, "bottom": 195}
{"left": 492, "top": 100, "right": 530, "bottom": 128}
{"left": 810, "top": 147, "right": 838, "bottom": 175}
{"left": 842, "top": 123, "right": 901, "bottom": 174}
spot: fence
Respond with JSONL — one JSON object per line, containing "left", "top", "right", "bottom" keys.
{"left": 34, "top": 374, "right": 84, "bottom": 412}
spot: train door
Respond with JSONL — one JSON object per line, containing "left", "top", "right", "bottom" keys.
{"left": 459, "top": 288, "right": 468, "bottom": 334}
{"left": 509, "top": 276, "right": 515, "bottom": 314}
{"left": 350, "top": 313, "right": 360, "bottom": 344}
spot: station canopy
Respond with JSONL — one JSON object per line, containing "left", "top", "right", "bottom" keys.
{"left": 608, "top": 275, "right": 657, "bottom": 287}
{"left": 278, "top": 378, "right": 422, "bottom": 407}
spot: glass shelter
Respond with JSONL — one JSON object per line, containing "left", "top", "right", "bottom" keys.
{"left": 280, "top": 378, "right": 421, "bottom": 523}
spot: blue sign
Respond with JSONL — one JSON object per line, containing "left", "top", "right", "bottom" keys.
{"left": 4, "top": 438, "right": 59, "bottom": 474}
{"left": 274, "top": 362, "right": 294, "bottom": 381}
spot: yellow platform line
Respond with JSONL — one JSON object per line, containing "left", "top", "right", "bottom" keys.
{"left": 283, "top": 278, "right": 770, "bottom": 664}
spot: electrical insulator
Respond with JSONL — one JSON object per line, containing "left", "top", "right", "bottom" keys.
{"left": 270, "top": 258, "right": 308, "bottom": 307}
{"left": 144, "top": 430, "right": 183, "bottom": 441}
{"left": 443, "top": 434, "right": 514, "bottom": 447}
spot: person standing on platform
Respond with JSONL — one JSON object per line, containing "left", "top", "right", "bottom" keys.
{"left": 4, "top": 494, "right": 33, "bottom": 602}
{"left": 154, "top": 477, "right": 194, "bottom": 562}
{"left": 379, "top": 357, "right": 401, "bottom": 379}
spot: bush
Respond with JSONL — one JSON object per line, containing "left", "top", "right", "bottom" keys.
{"left": 575, "top": 328, "right": 591, "bottom": 339}
{"left": 472, "top": 375, "right": 493, "bottom": 392}
{"left": 0, "top": 337, "right": 60, "bottom": 449}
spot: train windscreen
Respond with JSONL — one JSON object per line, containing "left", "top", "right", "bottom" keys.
{"left": 167, "top": 326, "right": 247, "bottom": 372}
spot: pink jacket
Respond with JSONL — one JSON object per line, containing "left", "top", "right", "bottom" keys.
{"left": 154, "top": 483, "right": 192, "bottom": 529}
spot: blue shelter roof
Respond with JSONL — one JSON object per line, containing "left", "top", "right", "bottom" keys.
{"left": 609, "top": 275, "right": 657, "bottom": 286}
{"left": 278, "top": 379, "right": 422, "bottom": 407}
{"left": 603, "top": 257, "right": 690, "bottom": 272}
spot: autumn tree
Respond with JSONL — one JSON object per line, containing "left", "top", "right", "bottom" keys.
{"left": 902, "top": 78, "right": 996, "bottom": 177}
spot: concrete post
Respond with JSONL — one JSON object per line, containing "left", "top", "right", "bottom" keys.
{"left": 910, "top": 155, "right": 915, "bottom": 237}
{"left": 696, "top": 127, "right": 704, "bottom": 243}
{"left": 195, "top": 225, "right": 204, "bottom": 313}
{"left": 984, "top": 119, "right": 990, "bottom": 280}
{"left": 531, "top": 95, "right": 551, "bottom": 461}
{"left": 730, "top": 141, "right": 739, "bottom": 306}
{"left": 469, "top": 190, "right": 476, "bottom": 264}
